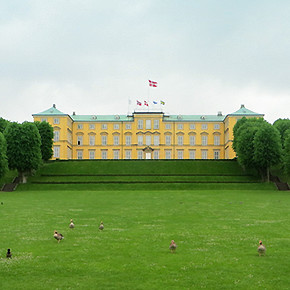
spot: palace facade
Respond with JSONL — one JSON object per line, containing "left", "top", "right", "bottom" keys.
{"left": 32, "top": 104, "right": 264, "bottom": 160}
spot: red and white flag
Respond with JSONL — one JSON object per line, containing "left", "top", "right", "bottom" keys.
{"left": 137, "top": 100, "right": 142, "bottom": 106}
{"left": 149, "top": 80, "right": 158, "bottom": 87}
{"left": 144, "top": 101, "right": 149, "bottom": 106}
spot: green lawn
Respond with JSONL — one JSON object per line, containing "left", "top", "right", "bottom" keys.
{"left": 1, "top": 189, "right": 290, "bottom": 289}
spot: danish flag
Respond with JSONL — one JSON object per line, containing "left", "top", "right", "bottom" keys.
{"left": 144, "top": 101, "right": 149, "bottom": 106}
{"left": 137, "top": 100, "right": 142, "bottom": 106}
{"left": 149, "top": 80, "right": 158, "bottom": 87}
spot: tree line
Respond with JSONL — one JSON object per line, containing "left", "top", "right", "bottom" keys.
{"left": 0, "top": 118, "right": 53, "bottom": 183}
{"left": 233, "top": 118, "right": 290, "bottom": 181}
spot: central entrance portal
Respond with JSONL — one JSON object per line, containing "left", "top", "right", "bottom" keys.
{"left": 143, "top": 146, "right": 154, "bottom": 160}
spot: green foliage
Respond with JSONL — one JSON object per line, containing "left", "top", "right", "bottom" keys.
{"left": 273, "top": 118, "right": 290, "bottom": 148}
{"left": 284, "top": 130, "right": 290, "bottom": 175}
{"left": 232, "top": 117, "right": 247, "bottom": 153}
{"left": 4, "top": 122, "right": 42, "bottom": 179}
{"left": 253, "top": 123, "right": 283, "bottom": 180}
{"left": 0, "top": 117, "right": 10, "bottom": 133}
{"left": 35, "top": 121, "right": 54, "bottom": 161}
{"left": 0, "top": 132, "right": 8, "bottom": 178}
{"left": 0, "top": 189, "right": 290, "bottom": 289}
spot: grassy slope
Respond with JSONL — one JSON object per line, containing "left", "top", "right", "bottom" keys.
{"left": 1, "top": 189, "right": 290, "bottom": 289}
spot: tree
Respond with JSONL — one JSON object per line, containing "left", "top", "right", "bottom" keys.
{"left": 4, "top": 122, "right": 42, "bottom": 183}
{"left": 0, "top": 117, "right": 10, "bottom": 133}
{"left": 234, "top": 118, "right": 266, "bottom": 169}
{"left": 253, "top": 123, "right": 283, "bottom": 181}
{"left": 232, "top": 117, "right": 248, "bottom": 153}
{"left": 0, "top": 132, "right": 8, "bottom": 179}
{"left": 35, "top": 121, "right": 54, "bottom": 161}
{"left": 284, "top": 129, "right": 290, "bottom": 175}
{"left": 273, "top": 119, "right": 290, "bottom": 148}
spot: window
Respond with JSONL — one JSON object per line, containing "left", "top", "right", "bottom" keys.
{"left": 101, "top": 135, "right": 107, "bottom": 146}
{"left": 165, "top": 135, "right": 171, "bottom": 146}
{"left": 89, "top": 124, "right": 95, "bottom": 130}
{"left": 214, "top": 124, "right": 220, "bottom": 130}
{"left": 54, "top": 118, "right": 59, "bottom": 124}
{"left": 102, "top": 124, "right": 108, "bottom": 130}
{"left": 89, "top": 150, "right": 95, "bottom": 159}
{"left": 77, "top": 136, "right": 83, "bottom": 146}
{"left": 165, "top": 123, "right": 171, "bottom": 130}
{"left": 146, "top": 135, "right": 151, "bottom": 146}
{"left": 41, "top": 118, "right": 47, "bottom": 122}
{"left": 138, "top": 135, "right": 143, "bottom": 146}
{"left": 214, "top": 150, "right": 220, "bottom": 159}
{"left": 77, "top": 150, "right": 83, "bottom": 159}
{"left": 189, "top": 150, "right": 196, "bottom": 159}
{"left": 153, "top": 150, "right": 159, "bottom": 159}
{"left": 125, "top": 135, "right": 131, "bottom": 146}
{"left": 89, "top": 135, "right": 95, "bottom": 146}
{"left": 190, "top": 123, "right": 196, "bottom": 130}
{"left": 126, "top": 123, "right": 132, "bottom": 130}
{"left": 214, "top": 135, "right": 220, "bottom": 146}
{"left": 189, "top": 135, "right": 196, "bottom": 146}
{"left": 153, "top": 120, "right": 159, "bottom": 129}
{"left": 54, "top": 131, "right": 60, "bottom": 142}
{"left": 201, "top": 150, "right": 208, "bottom": 159}
{"left": 177, "top": 150, "right": 183, "bottom": 159}
{"left": 137, "top": 150, "right": 143, "bottom": 159}
{"left": 53, "top": 146, "right": 60, "bottom": 158}
{"left": 114, "top": 135, "right": 120, "bottom": 146}
{"left": 77, "top": 124, "right": 83, "bottom": 130}
{"left": 114, "top": 123, "right": 120, "bottom": 130}
{"left": 146, "top": 120, "right": 151, "bottom": 129}
{"left": 177, "top": 135, "right": 183, "bottom": 146}
{"left": 177, "top": 124, "right": 183, "bottom": 130}
{"left": 202, "top": 124, "right": 208, "bottom": 130}
{"left": 101, "top": 150, "right": 107, "bottom": 159}
{"left": 113, "top": 150, "right": 120, "bottom": 160}
{"left": 202, "top": 135, "right": 208, "bottom": 146}
{"left": 125, "top": 150, "right": 132, "bottom": 159}
{"left": 153, "top": 135, "right": 159, "bottom": 146}
{"left": 165, "top": 150, "right": 172, "bottom": 159}
{"left": 138, "top": 120, "right": 143, "bottom": 130}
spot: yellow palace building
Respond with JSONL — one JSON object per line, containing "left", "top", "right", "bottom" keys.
{"left": 33, "top": 104, "right": 263, "bottom": 160}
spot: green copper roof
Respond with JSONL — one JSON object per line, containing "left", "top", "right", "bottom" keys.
{"left": 71, "top": 115, "right": 134, "bottom": 122}
{"left": 229, "top": 104, "right": 264, "bottom": 116}
{"left": 33, "top": 104, "right": 66, "bottom": 116}
{"left": 164, "top": 114, "right": 225, "bottom": 122}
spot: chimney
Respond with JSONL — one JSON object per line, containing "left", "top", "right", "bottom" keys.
{"left": 241, "top": 104, "right": 245, "bottom": 108}
{"left": 53, "top": 104, "right": 56, "bottom": 108}
{"left": 73, "top": 112, "right": 76, "bottom": 115}
{"left": 217, "top": 111, "right": 222, "bottom": 116}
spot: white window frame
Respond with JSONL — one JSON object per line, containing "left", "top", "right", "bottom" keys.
{"left": 165, "top": 123, "right": 171, "bottom": 130}
{"left": 53, "top": 118, "right": 59, "bottom": 124}
{"left": 177, "top": 135, "right": 183, "bottom": 146}
{"left": 101, "top": 135, "right": 107, "bottom": 146}
{"left": 77, "top": 150, "right": 83, "bottom": 160}
{"left": 101, "top": 150, "right": 107, "bottom": 159}
{"left": 89, "top": 124, "right": 95, "bottom": 130}
{"left": 214, "top": 124, "right": 220, "bottom": 130}
{"left": 153, "top": 120, "right": 159, "bottom": 129}
{"left": 89, "top": 150, "right": 95, "bottom": 160}
{"left": 137, "top": 120, "right": 143, "bottom": 130}
{"left": 201, "top": 124, "right": 208, "bottom": 130}
{"left": 89, "top": 135, "right": 95, "bottom": 146}
{"left": 138, "top": 135, "right": 143, "bottom": 146}
{"left": 77, "top": 136, "right": 83, "bottom": 146}
{"left": 177, "top": 123, "right": 183, "bottom": 130}
{"left": 153, "top": 135, "right": 159, "bottom": 146}
{"left": 214, "top": 135, "right": 220, "bottom": 146}
{"left": 177, "top": 150, "right": 183, "bottom": 159}
{"left": 114, "top": 124, "right": 120, "bottom": 130}
{"left": 114, "top": 135, "right": 120, "bottom": 146}
{"left": 146, "top": 135, "right": 151, "bottom": 146}
{"left": 145, "top": 120, "right": 151, "bottom": 129}
{"left": 190, "top": 123, "right": 196, "bottom": 130}
{"left": 153, "top": 150, "right": 159, "bottom": 159}
{"left": 214, "top": 150, "right": 220, "bottom": 159}
{"left": 125, "top": 123, "right": 132, "bottom": 130}
{"left": 202, "top": 135, "right": 208, "bottom": 146}
{"left": 77, "top": 124, "right": 83, "bottom": 130}
{"left": 189, "top": 150, "right": 196, "bottom": 160}
{"left": 189, "top": 135, "right": 195, "bottom": 146}
{"left": 137, "top": 150, "right": 143, "bottom": 159}
{"left": 201, "top": 150, "right": 208, "bottom": 159}
{"left": 125, "top": 135, "right": 132, "bottom": 146}
{"left": 102, "top": 124, "right": 108, "bottom": 130}
{"left": 53, "top": 146, "right": 60, "bottom": 158}
{"left": 165, "top": 150, "right": 172, "bottom": 159}
{"left": 54, "top": 131, "right": 60, "bottom": 142}
{"left": 125, "top": 150, "right": 132, "bottom": 159}
{"left": 165, "top": 135, "right": 171, "bottom": 146}
{"left": 113, "top": 150, "right": 120, "bottom": 160}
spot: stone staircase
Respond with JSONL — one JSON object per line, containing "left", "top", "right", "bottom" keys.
{"left": 270, "top": 174, "right": 290, "bottom": 191}
{"left": 1, "top": 177, "right": 20, "bottom": 192}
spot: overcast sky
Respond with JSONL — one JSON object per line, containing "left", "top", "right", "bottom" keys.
{"left": 1, "top": 0, "right": 289, "bottom": 124}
